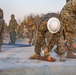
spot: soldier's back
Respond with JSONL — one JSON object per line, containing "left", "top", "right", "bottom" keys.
{"left": 0, "top": 18, "right": 4, "bottom": 32}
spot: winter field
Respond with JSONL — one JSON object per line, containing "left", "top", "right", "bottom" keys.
{"left": 0, "top": 38, "right": 76, "bottom": 75}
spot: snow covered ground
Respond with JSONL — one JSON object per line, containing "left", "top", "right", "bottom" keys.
{"left": 0, "top": 38, "right": 76, "bottom": 75}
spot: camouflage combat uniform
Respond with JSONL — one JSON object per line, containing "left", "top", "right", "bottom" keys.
{"left": 9, "top": 14, "right": 18, "bottom": 44}
{"left": 60, "top": 0, "right": 76, "bottom": 58}
{"left": 27, "top": 18, "right": 36, "bottom": 45}
{"left": 30, "top": 13, "right": 65, "bottom": 61}
{"left": 0, "top": 8, "right": 4, "bottom": 52}
{"left": 30, "top": 0, "right": 76, "bottom": 61}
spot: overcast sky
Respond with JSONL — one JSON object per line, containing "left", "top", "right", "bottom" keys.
{"left": 0, "top": 0, "right": 66, "bottom": 25}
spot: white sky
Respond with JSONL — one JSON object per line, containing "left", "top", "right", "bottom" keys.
{"left": 0, "top": 0, "right": 66, "bottom": 25}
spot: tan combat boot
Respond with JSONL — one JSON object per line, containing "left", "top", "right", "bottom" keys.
{"left": 29, "top": 54, "right": 40, "bottom": 59}
{"left": 66, "top": 50, "right": 76, "bottom": 58}
{"left": 60, "top": 53, "right": 66, "bottom": 62}
{"left": 38, "top": 52, "right": 56, "bottom": 62}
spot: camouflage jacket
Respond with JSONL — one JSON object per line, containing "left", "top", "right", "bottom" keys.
{"left": 38, "top": 13, "right": 59, "bottom": 32}
{"left": 9, "top": 19, "right": 18, "bottom": 32}
{"left": 0, "top": 18, "right": 4, "bottom": 37}
{"left": 27, "top": 18, "right": 36, "bottom": 30}
{"left": 60, "top": 0, "right": 76, "bottom": 33}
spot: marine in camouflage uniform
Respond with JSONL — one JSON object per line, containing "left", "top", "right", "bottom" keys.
{"left": 30, "top": 0, "right": 76, "bottom": 61}
{"left": 0, "top": 8, "right": 4, "bottom": 52}
{"left": 60, "top": 0, "right": 76, "bottom": 58}
{"left": 9, "top": 14, "right": 18, "bottom": 44}
{"left": 48, "top": 0, "right": 76, "bottom": 59}
{"left": 29, "top": 13, "right": 65, "bottom": 61}
{"left": 27, "top": 17, "right": 36, "bottom": 45}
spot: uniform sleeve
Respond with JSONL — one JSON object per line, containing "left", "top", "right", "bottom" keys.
{"left": 15, "top": 20, "right": 18, "bottom": 29}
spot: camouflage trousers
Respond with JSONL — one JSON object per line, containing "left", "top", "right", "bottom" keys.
{"left": 10, "top": 32, "right": 16, "bottom": 44}
{"left": 28, "top": 30, "right": 36, "bottom": 45}
{"left": 65, "top": 32, "right": 75, "bottom": 50}
{"left": 35, "top": 31, "right": 46, "bottom": 55}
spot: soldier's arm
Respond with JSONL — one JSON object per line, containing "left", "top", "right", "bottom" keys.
{"left": 8, "top": 20, "right": 11, "bottom": 33}
{"left": 14, "top": 20, "right": 18, "bottom": 33}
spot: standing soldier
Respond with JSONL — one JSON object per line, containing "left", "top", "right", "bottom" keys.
{"left": 9, "top": 14, "right": 18, "bottom": 44}
{"left": 0, "top": 8, "right": 4, "bottom": 52}
{"left": 60, "top": 0, "right": 76, "bottom": 58}
{"left": 27, "top": 17, "right": 36, "bottom": 45}
{"left": 30, "top": 0, "right": 76, "bottom": 62}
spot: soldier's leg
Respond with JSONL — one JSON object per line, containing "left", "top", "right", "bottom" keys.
{"left": 32, "top": 30, "right": 36, "bottom": 45}
{"left": 54, "top": 43, "right": 60, "bottom": 55}
{"left": 28, "top": 30, "right": 33, "bottom": 44}
{"left": 58, "top": 37, "right": 66, "bottom": 61}
{"left": 29, "top": 18, "right": 48, "bottom": 59}
{"left": 12, "top": 32, "right": 16, "bottom": 44}
{"left": 29, "top": 31, "right": 46, "bottom": 59}
{"left": 10, "top": 32, "right": 12, "bottom": 43}
{"left": 10, "top": 32, "right": 15, "bottom": 44}
{"left": 0, "top": 38, "right": 3, "bottom": 52}
{"left": 66, "top": 33, "right": 76, "bottom": 58}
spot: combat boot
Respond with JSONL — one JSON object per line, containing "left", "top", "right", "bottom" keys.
{"left": 60, "top": 53, "right": 66, "bottom": 62}
{"left": 38, "top": 48, "right": 56, "bottom": 62}
{"left": 66, "top": 50, "right": 76, "bottom": 59}
{"left": 29, "top": 54, "right": 40, "bottom": 59}
{"left": 38, "top": 52, "right": 56, "bottom": 62}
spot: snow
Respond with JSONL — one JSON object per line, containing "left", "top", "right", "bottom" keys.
{"left": 0, "top": 38, "right": 76, "bottom": 75}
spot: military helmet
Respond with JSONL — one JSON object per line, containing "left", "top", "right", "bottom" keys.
{"left": 0, "top": 8, "right": 3, "bottom": 18}
{"left": 47, "top": 17, "right": 61, "bottom": 33}
{"left": 11, "top": 14, "right": 15, "bottom": 18}
{"left": 66, "top": 0, "right": 71, "bottom": 3}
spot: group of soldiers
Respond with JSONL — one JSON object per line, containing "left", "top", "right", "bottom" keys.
{"left": 0, "top": 0, "right": 76, "bottom": 62}
{"left": 30, "top": 0, "right": 76, "bottom": 62}
{"left": 0, "top": 8, "right": 18, "bottom": 52}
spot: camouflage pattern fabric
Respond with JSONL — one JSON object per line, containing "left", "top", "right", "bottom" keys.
{"left": 9, "top": 14, "right": 18, "bottom": 44}
{"left": 27, "top": 18, "right": 36, "bottom": 45}
{"left": 27, "top": 18, "right": 36, "bottom": 30}
{"left": 34, "top": 13, "right": 64, "bottom": 55}
{"left": 0, "top": 19, "right": 4, "bottom": 49}
{"left": 0, "top": 8, "right": 3, "bottom": 18}
{"left": 0, "top": 8, "right": 4, "bottom": 51}
{"left": 30, "top": 0, "right": 76, "bottom": 61}
{"left": 9, "top": 20, "right": 18, "bottom": 32}
{"left": 60, "top": 0, "right": 76, "bottom": 51}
